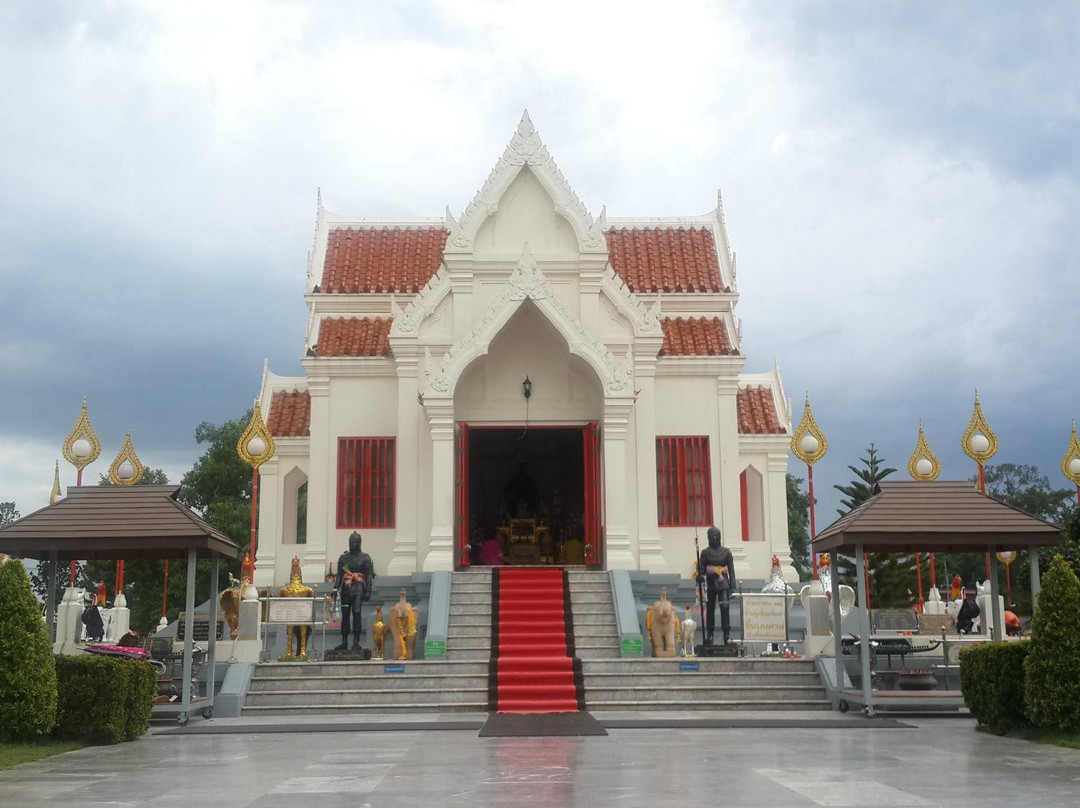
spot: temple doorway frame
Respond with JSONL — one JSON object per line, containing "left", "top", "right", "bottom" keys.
{"left": 455, "top": 421, "right": 603, "bottom": 569}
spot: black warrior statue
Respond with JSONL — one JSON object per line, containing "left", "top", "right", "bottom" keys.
{"left": 335, "top": 531, "right": 374, "bottom": 651}
{"left": 696, "top": 526, "right": 736, "bottom": 645}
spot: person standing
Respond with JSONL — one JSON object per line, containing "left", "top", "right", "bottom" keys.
{"left": 696, "top": 526, "right": 736, "bottom": 644}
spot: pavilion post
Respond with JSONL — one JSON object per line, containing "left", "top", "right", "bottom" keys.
{"left": 989, "top": 549, "right": 1003, "bottom": 642}
{"left": 1029, "top": 549, "right": 1042, "bottom": 609}
{"left": 181, "top": 549, "right": 196, "bottom": 716}
{"left": 46, "top": 551, "right": 59, "bottom": 642}
{"left": 855, "top": 543, "right": 872, "bottom": 713}
{"left": 831, "top": 552, "right": 844, "bottom": 708}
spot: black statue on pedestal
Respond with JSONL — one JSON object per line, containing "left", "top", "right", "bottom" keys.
{"left": 696, "top": 526, "right": 736, "bottom": 645}
{"left": 335, "top": 531, "right": 374, "bottom": 651}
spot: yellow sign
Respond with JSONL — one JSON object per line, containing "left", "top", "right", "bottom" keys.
{"left": 741, "top": 594, "right": 787, "bottom": 642}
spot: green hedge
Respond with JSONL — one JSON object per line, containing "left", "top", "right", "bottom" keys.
{"left": 1024, "top": 555, "right": 1080, "bottom": 731}
{"left": 54, "top": 655, "right": 157, "bottom": 744}
{"left": 0, "top": 559, "right": 58, "bottom": 740}
{"left": 959, "top": 640, "right": 1031, "bottom": 734}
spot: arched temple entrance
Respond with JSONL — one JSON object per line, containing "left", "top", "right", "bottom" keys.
{"left": 452, "top": 301, "right": 604, "bottom": 568}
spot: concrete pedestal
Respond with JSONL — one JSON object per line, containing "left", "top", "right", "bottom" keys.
{"left": 53, "top": 586, "right": 83, "bottom": 655}
{"left": 108, "top": 593, "right": 131, "bottom": 642}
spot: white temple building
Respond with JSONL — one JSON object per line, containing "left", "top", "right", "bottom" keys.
{"left": 251, "top": 113, "right": 794, "bottom": 588}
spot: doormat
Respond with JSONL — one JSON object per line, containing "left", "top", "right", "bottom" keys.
{"left": 479, "top": 711, "right": 608, "bottom": 737}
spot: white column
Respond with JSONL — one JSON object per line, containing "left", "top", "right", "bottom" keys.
{"left": 422, "top": 400, "right": 456, "bottom": 571}
{"left": 256, "top": 457, "right": 282, "bottom": 583}
{"left": 767, "top": 450, "right": 799, "bottom": 582}
{"left": 715, "top": 378, "right": 744, "bottom": 567}
{"left": 389, "top": 354, "right": 421, "bottom": 575}
{"left": 603, "top": 400, "right": 636, "bottom": 569}
{"left": 633, "top": 369, "right": 666, "bottom": 572}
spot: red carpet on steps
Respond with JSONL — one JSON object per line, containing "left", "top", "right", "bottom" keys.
{"left": 494, "top": 568, "right": 583, "bottom": 714}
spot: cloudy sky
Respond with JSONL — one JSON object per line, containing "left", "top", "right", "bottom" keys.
{"left": 2, "top": 1, "right": 1078, "bottom": 524}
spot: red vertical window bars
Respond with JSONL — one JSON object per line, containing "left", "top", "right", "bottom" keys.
{"left": 656, "top": 436, "right": 713, "bottom": 527}
{"left": 337, "top": 438, "right": 396, "bottom": 528}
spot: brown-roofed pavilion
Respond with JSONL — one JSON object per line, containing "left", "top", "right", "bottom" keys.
{"left": 812, "top": 480, "right": 1062, "bottom": 716}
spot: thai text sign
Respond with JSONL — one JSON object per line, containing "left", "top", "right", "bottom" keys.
{"left": 741, "top": 594, "right": 787, "bottom": 642}
{"left": 266, "top": 598, "right": 315, "bottom": 624}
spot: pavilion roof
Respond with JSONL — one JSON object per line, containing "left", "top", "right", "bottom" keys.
{"left": 813, "top": 481, "right": 1063, "bottom": 553}
{"left": 0, "top": 486, "right": 240, "bottom": 561}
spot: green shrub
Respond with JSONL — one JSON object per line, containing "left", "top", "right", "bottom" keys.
{"left": 0, "top": 559, "right": 58, "bottom": 740}
{"left": 54, "top": 655, "right": 156, "bottom": 743}
{"left": 1024, "top": 555, "right": 1080, "bottom": 731}
{"left": 959, "top": 640, "right": 1031, "bottom": 733}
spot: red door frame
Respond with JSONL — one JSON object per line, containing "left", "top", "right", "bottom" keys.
{"left": 583, "top": 421, "right": 603, "bottom": 566}
{"left": 453, "top": 422, "right": 604, "bottom": 569}
{"left": 455, "top": 423, "right": 470, "bottom": 568}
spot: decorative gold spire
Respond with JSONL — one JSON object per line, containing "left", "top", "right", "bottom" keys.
{"left": 50, "top": 460, "right": 62, "bottom": 504}
{"left": 108, "top": 427, "right": 145, "bottom": 485}
{"left": 790, "top": 393, "right": 828, "bottom": 465}
{"left": 1062, "top": 421, "right": 1080, "bottom": 486}
{"left": 237, "top": 398, "right": 276, "bottom": 468}
{"left": 61, "top": 398, "right": 101, "bottom": 473}
{"left": 961, "top": 390, "right": 998, "bottom": 464}
{"left": 907, "top": 422, "right": 941, "bottom": 481}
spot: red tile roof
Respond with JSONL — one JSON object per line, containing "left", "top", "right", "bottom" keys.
{"left": 737, "top": 386, "right": 785, "bottom": 435}
{"left": 605, "top": 227, "right": 727, "bottom": 294}
{"left": 266, "top": 390, "right": 310, "bottom": 438}
{"left": 659, "top": 316, "right": 737, "bottom": 356}
{"left": 316, "top": 317, "right": 393, "bottom": 357}
{"left": 320, "top": 227, "right": 446, "bottom": 294}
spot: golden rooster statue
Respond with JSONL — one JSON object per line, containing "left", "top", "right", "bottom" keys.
{"left": 219, "top": 572, "right": 251, "bottom": 639}
{"left": 278, "top": 556, "right": 314, "bottom": 660}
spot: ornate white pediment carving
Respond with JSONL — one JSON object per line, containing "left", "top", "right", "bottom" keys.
{"left": 423, "top": 246, "right": 632, "bottom": 398}
{"left": 389, "top": 268, "right": 452, "bottom": 338}
{"left": 446, "top": 111, "right": 605, "bottom": 253}
{"left": 600, "top": 266, "right": 663, "bottom": 337}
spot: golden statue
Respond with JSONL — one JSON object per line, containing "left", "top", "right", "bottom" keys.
{"left": 388, "top": 588, "right": 418, "bottom": 660}
{"left": 219, "top": 572, "right": 251, "bottom": 639}
{"left": 278, "top": 557, "right": 314, "bottom": 660}
{"left": 372, "top": 605, "right": 388, "bottom": 660}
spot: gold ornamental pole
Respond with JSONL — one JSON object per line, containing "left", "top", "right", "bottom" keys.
{"left": 237, "top": 399, "right": 276, "bottom": 579}
{"left": 962, "top": 391, "right": 998, "bottom": 578}
{"left": 791, "top": 394, "right": 828, "bottom": 579}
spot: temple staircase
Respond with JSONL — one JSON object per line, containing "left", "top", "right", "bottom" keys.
{"left": 241, "top": 568, "right": 829, "bottom": 716}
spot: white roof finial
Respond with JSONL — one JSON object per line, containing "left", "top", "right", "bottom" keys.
{"left": 517, "top": 109, "right": 535, "bottom": 136}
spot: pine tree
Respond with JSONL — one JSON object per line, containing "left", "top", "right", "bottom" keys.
{"left": 0, "top": 558, "right": 58, "bottom": 739}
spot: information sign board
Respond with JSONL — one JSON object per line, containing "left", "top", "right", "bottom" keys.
{"left": 267, "top": 598, "right": 315, "bottom": 624}
{"left": 741, "top": 594, "right": 788, "bottom": 642}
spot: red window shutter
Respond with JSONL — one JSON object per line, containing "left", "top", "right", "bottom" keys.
{"left": 336, "top": 437, "right": 396, "bottom": 529}
{"left": 655, "top": 436, "right": 713, "bottom": 527}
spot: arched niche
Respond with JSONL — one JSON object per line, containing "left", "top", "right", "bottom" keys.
{"left": 281, "top": 466, "right": 309, "bottom": 546}
{"left": 454, "top": 299, "right": 602, "bottom": 423}
{"left": 740, "top": 465, "right": 765, "bottom": 543}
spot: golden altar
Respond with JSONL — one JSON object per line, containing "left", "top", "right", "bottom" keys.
{"left": 501, "top": 518, "right": 553, "bottom": 565}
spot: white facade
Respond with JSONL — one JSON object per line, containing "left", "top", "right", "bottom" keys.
{"left": 253, "top": 113, "right": 794, "bottom": 588}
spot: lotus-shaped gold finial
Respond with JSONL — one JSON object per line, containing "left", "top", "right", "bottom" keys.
{"left": 108, "top": 427, "right": 145, "bottom": 486}
{"left": 790, "top": 393, "right": 828, "bottom": 465}
{"left": 961, "top": 391, "right": 998, "bottom": 464}
{"left": 908, "top": 422, "right": 941, "bottom": 481}
{"left": 237, "top": 398, "right": 276, "bottom": 468}
{"left": 61, "top": 398, "right": 101, "bottom": 473}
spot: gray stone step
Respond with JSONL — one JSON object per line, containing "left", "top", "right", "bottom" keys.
{"left": 251, "top": 673, "right": 489, "bottom": 693}
{"left": 242, "top": 702, "right": 489, "bottom": 716}
{"left": 568, "top": 591, "right": 613, "bottom": 604}
{"left": 582, "top": 671, "right": 821, "bottom": 688}
{"left": 586, "top": 698, "right": 832, "bottom": 712}
{"left": 445, "top": 649, "right": 491, "bottom": 661}
{"left": 580, "top": 658, "right": 818, "bottom": 674}
{"left": 584, "top": 685, "right": 827, "bottom": 702}
{"left": 568, "top": 613, "right": 617, "bottom": 626}
{"left": 448, "top": 613, "right": 494, "bottom": 626}
{"left": 246, "top": 687, "right": 488, "bottom": 707}
{"left": 449, "top": 604, "right": 492, "bottom": 616}
{"left": 254, "top": 660, "right": 488, "bottom": 678}
{"left": 446, "top": 624, "right": 492, "bottom": 638}
{"left": 448, "top": 592, "right": 492, "bottom": 606}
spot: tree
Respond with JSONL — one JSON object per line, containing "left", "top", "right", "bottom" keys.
{"left": 1024, "top": 555, "right": 1080, "bottom": 731}
{"left": 180, "top": 413, "right": 253, "bottom": 553}
{"left": 0, "top": 558, "right": 58, "bottom": 739}
{"left": 786, "top": 474, "right": 811, "bottom": 579}
{"left": 833, "top": 444, "right": 896, "bottom": 515}
{"left": 978, "top": 463, "right": 1074, "bottom": 523}
{"left": 832, "top": 445, "right": 912, "bottom": 607}
{"left": 0, "top": 500, "right": 18, "bottom": 528}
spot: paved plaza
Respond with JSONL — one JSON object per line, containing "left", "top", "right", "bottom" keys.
{"left": 3, "top": 713, "right": 1080, "bottom": 807}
